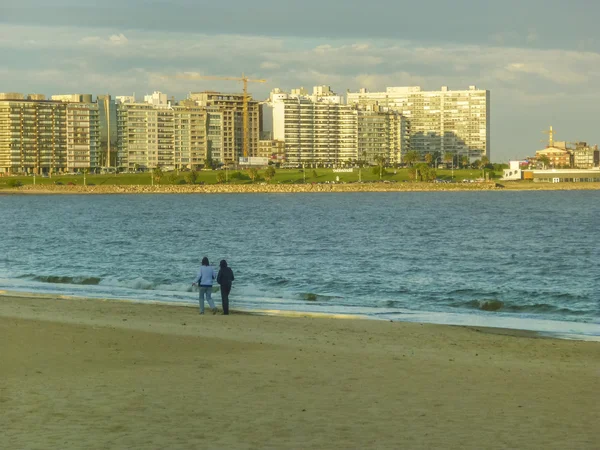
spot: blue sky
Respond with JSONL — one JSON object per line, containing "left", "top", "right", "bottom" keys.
{"left": 1, "top": 0, "right": 598, "bottom": 161}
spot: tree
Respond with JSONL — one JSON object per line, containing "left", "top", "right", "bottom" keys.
{"left": 443, "top": 152, "right": 454, "bottom": 166}
{"left": 460, "top": 155, "right": 470, "bottom": 168}
{"left": 186, "top": 170, "right": 198, "bottom": 184}
{"left": 374, "top": 155, "right": 386, "bottom": 180}
{"left": 264, "top": 166, "right": 276, "bottom": 182}
{"left": 410, "top": 163, "right": 436, "bottom": 182}
{"left": 403, "top": 150, "right": 420, "bottom": 167}
{"left": 216, "top": 172, "right": 226, "bottom": 183}
{"left": 358, "top": 151, "right": 367, "bottom": 182}
{"left": 481, "top": 155, "right": 490, "bottom": 168}
{"left": 204, "top": 157, "right": 213, "bottom": 170}
{"left": 248, "top": 168, "right": 259, "bottom": 182}
{"left": 538, "top": 155, "right": 550, "bottom": 169}
{"left": 425, "top": 153, "right": 433, "bottom": 167}
{"left": 168, "top": 173, "right": 178, "bottom": 185}
{"left": 153, "top": 167, "right": 163, "bottom": 185}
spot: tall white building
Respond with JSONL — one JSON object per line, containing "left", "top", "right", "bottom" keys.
{"left": 347, "top": 85, "right": 490, "bottom": 161}
{"left": 269, "top": 87, "right": 357, "bottom": 166}
{"left": 267, "top": 87, "right": 408, "bottom": 166}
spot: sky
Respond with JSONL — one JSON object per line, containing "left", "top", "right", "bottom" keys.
{"left": 1, "top": 0, "right": 598, "bottom": 162}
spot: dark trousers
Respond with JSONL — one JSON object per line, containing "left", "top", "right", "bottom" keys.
{"left": 220, "top": 285, "right": 231, "bottom": 315}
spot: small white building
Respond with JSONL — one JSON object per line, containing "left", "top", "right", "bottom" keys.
{"left": 501, "top": 160, "right": 526, "bottom": 180}
{"left": 144, "top": 91, "right": 168, "bottom": 106}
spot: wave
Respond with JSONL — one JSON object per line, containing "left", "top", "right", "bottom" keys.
{"left": 299, "top": 292, "right": 344, "bottom": 302}
{"left": 454, "top": 299, "right": 587, "bottom": 316}
{"left": 29, "top": 275, "right": 102, "bottom": 285}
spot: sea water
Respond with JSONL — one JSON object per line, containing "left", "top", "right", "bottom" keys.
{"left": 0, "top": 191, "right": 598, "bottom": 338}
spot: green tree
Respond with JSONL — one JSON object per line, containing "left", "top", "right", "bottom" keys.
{"left": 403, "top": 150, "right": 420, "bottom": 167}
{"left": 153, "top": 167, "right": 163, "bottom": 185}
{"left": 538, "top": 155, "right": 550, "bottom": 169}
{"left": 460, "top": 155, "right": 470, "bottom": 168}
{"left": 425, "top": 153, "right": 433, "bottom": 167}
{"left": 186, "top": 170, "right": 198, "bottom": 184}
{"left": 374, "top": 155, "right": 386, "bottom": 180}
{"left": 443, "top": 152, "right": 454, "bottom": 166}
{"left": 264, "top": 166, "right": 276, "bottom": 182}
{"left": 216, "top": 172, "right": 226, "bottom": 183}
{"left": 204, "top": 157, "right": 213, "bottom": 170}
{"left": 168, "top": 173, "right": 178, "bottom": 185}
{"left": 481, "top": 155, "right": 490, "bottom": 168}
{"left": 248, "top": 168, "right": 259, "bottom": 182}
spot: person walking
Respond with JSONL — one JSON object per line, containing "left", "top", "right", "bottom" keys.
{"left": 216, "top": 259, "right": 235, "bottom": 315}
{"left": 192, "top": 256, "right": 217, "bottom": 315}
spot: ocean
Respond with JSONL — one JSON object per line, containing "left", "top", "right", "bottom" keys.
{"left": 1, "top": 191, "right": 598, "bottom": 339}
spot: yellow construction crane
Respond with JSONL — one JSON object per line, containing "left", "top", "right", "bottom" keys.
{"left": 169, "top": 73, "right": 266, "bottom": 158}
{"left": 542, "top": 125, "right": 555, "bottom": 147}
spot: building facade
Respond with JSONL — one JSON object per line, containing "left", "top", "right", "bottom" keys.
{"left": 65, "top": 102, "right": 100, "bottom": 171}
{"left": 0, "top": 97, "right": 67, "bottom": 174}
{"left": 347, "top": 85, "right": 490, "bottom": 161}
{"left": 116, "top": 103, "right": 208, "bottom": 171}
{"left": 272, "top": 95, "right": 357, "bottom": 166}
{"left": 188, "top": 92, "right": 260, "bottom": 161}
{"left": 572, "top": 143, "right": 599, "bottom": 169}
{"left": 357, "top": 107, "right": 409, "bottom": 165}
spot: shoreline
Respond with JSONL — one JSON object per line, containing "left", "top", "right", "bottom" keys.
{"left": 1, "top": 292, "right": 599, "bottom": 449}
{"left": 1, "top": 180, "right": 600, "bottom": 195}
{"left": 1, "top": 289, "right": 597, "bottom": 341}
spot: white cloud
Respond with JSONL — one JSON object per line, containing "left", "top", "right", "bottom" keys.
{"left": 2, "top": 24, "right": 600, "bottom": 160}
{"left": 260, "top": 61, "right": 280, "bottom": 70}
{"left": 109, "top": 33, "right": 128, "bottom": 45}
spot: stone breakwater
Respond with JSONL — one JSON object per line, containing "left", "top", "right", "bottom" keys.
{"left": 13, "top": 182, "right": 502, "bottom": 195}
{"left": 7, "top": 181, "right": 600, "bottom": 194}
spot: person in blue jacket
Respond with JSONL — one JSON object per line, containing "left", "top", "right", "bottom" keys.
{"left": 192, "top": 256, "right": 217, "bottom": 315}
{"left": 216, "top": 259, "right": 235, "bottom": 315}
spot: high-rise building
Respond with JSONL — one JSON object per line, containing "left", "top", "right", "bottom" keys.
{"left": 188, "top": 92, "right": 260, "bottom": 161}
{"left": 271, "top": 95, "right": 357, "bottom": 166}
{"left": 347, "top": 85, "right": 490, "bottom": 161}
{"left": 268, "top": 87, "right": 408, "bottom": 166}
{"left": 65, "top": 102, "right": 100, "bottom": 171}
{"left": 357, "top": 106, "right": 409, "bottom": 165}
{"left": 97, "top": 95, "right": 118, "bottom": 167}
{"left": 116, "top": 103, "right": 208, "bottom": 171}
{"left": 0, "top": 94, "right": 68, "bottom": 174}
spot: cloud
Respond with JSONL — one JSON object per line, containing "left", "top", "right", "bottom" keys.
{"left": 260, "top": 61, "right": 281, "bottom": 70}
{"left": 2, "top": 24, "right": 600, "bottom": 161}
{"left": 109, "top": 33, "right": 128, "bottom": 45}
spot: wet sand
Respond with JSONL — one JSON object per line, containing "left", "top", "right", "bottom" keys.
{"left": 1, "top": 294, "right": 598, "bottom": 449}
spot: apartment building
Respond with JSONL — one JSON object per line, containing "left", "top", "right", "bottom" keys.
{"left": 116, "top": 103, "right": 208, "bottom": 171}
{"left": 357, "top": 106, "right": 409, "bottom": 165}
{"left": 269, "top": 87, "right": 356, "bottom": 166}
{"left": 188, "top": 92, "right": 260, "bottom": 160}
{"left": 0, "top": 94, "right": 68, "bottom": 174}
{"left": 572, "top": 143, "right": 599, "bottom": 169}
{"left": 271, "top": 95, "right": 357, "bottom": 166}
{"left": 65, "top": 102, "right": 100, "bottom": 171}
{"left": 347, "top": 85, "right": 490, "bottom": 161}
{"left": 267, "top": 87, "right": 410, "bottom": 166}
{"left": 258, "top": 139, "right": 285, "bottom": 163}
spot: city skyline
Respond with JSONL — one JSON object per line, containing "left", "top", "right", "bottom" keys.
{"left": 1, "top": 1, "right": 598, "bottom": 162}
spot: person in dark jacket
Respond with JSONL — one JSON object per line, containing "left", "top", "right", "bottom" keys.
{"left": 216, "top": 259, "right": 235, "bottom": 315}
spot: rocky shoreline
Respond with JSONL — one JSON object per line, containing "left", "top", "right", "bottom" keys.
{"left": 2, "top": 181, "right": 599, "bottom": 195}
{"left": 6, "top": 182, "right": 500, "bottom": 194}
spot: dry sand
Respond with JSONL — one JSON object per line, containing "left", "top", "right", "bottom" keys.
{"left": 1, "top": 294, "right": 598, "bottom": 450}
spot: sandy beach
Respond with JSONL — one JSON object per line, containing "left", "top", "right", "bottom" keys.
{"left": 1, "top": 294, "right": 598, "bottom": 449}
